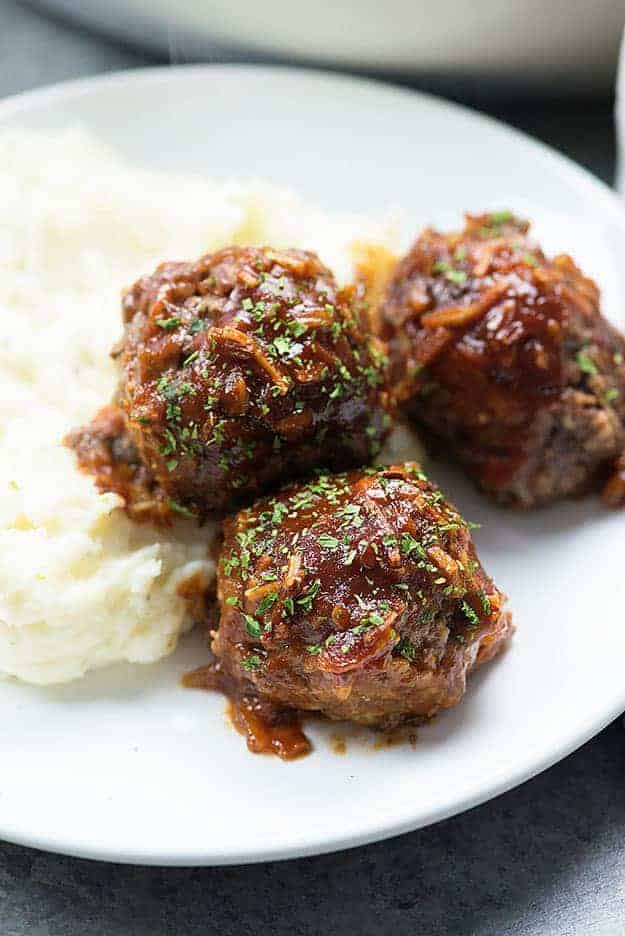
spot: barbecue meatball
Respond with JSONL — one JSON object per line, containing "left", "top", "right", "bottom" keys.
{"left": 66, "top": 405, "right": 171, "bottom": 524}
{"left": 382, "top": 212, "right": 625, "bottom": 508}
{"left": 206, "top": 463, "right": 511, "bottom": 754}
{"left": 113, "top": 246, "right": 391, "bottom": 518}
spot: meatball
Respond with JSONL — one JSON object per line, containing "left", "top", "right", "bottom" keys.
{"left": 202, "top": 463, "right": 511, "bottom": 756}
{"left": 111, "top": 246, "right": 391, "bottom": 519}
{"left": 66, "top": 405, "right": 171, "bottom": 524}
{"left": 603, "top": 450, "right": 625, "bottom": 507}
{"left": 382, "top": 212, "right": 625, "bottom": 507}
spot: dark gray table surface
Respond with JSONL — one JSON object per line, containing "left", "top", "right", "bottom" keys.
{"left": 1, "top": 2, "right": 623, "bottom": 934}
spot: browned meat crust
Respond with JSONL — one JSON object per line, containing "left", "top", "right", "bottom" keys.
{"left": 603, "top": 450, "right": 625, "bottom": 506}
{"left": 65, "top": 404, "right": 171, "bottom": 524}
{"left": 111, "top": 246, "right": 392, "bottom": 519}
{"left": 201, "top": 462, "right": 511, "bottom": 754}
{"left": 382, "top": 212, "right": 625, "bottom": 508}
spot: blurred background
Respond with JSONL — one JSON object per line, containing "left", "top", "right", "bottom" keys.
{"left": 2, "top": 0, "right": 624, "bottom": 185}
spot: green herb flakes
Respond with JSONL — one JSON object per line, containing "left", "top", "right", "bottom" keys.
{"left": 576, "top": 350, "right": 598, "bottom": 375}
{"left": 244, "top": 615, "right": 263, "bottom": 639}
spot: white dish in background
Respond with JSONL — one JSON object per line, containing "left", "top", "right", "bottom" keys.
{"left": 38, "top": 0, "right": 625, "bottom": 88}
{"left": 1, "top": 65, "right": 625, "bottom": 866}
{"left": 616, "top": 28, "right": 625, "bottom": 193}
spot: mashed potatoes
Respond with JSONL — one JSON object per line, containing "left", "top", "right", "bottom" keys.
{"left": 0, "top": 128, "right": 400, "bottom": 685}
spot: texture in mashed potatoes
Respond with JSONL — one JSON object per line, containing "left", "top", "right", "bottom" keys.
{"left": 0, "top": 128, "right": 400, "bottom": 685}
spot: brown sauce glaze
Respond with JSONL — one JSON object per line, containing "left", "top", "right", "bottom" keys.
{"left": 603, "top": 450, "right": 625, "bottom": 506}
{"left": 184, "top": 661, "right": 311, "bottom": 760}
{"left": 176, "top": 573, "right": 217, "bottom": 631}
{"left": 115, "top": 246, "right": 392, "bottom": 518}
{"left": 382, "top": 212, "right": 625, "bottom": 507}
{"left": 184, "top": 663, "right": 423, "bottom": 759}
{"left": 65, "top": 404, "right": 172, "bottom": 525}
{"left": 205, "top": 463, "right": 511, "bottom": 758}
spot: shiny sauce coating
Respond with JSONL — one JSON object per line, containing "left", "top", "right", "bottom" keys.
{"left": 383, "top": 213, "right": 625, "bottom": 502}
{"left": 194, "top": 463, "right": 511, "bottom": 755}
{"left": 117, "top": 246, "right": 392, "bottom": 518}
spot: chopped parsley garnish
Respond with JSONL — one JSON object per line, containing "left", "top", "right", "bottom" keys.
{"left": 271, "top": 502, "right": 289, "bottom": 525}
{"left": 488, "top": 210, "right": 513, "bottom": 225}
{"left": 433, "top": 261, "right": 467, "bottom": 284}
{"left": 156, "top": 316, "right": 181, "bottom": 329}
{"left": 576, "top": 350, "right": 598, "bottom": 376}
{"left": 296, "top": 579, "right": 321, "bottom": 612}
{"left": 400, "top": 534, "right": 426, "bottom": 558}
{"left": 446, "top": 269, "right": 468, "bottom": 284}
{"left": 396, "top": 638, "right": 418, "bottom": 662}
{"left": 461, "top": 600, "right": 480, "bottom": 627}
{"left": 212, "top": 420, "right": 227, "bottom": 444}
{"left": 337, "top": 504, "right": 363, "bottom": 528}
{"left": 272, "top": 335, "right": 292, "bottom": 356}
{"left": 241, "top": 654, "right": 263, "bottom": 671}
{"left": 478, "top": 589, "right": 491, "bottom": 615}
{"left": 157, "top": 374, "right": 175, "bottom": 396}
{"left": 222, "top": 556, "right": 240, "bottom": 576}
{"left": 167, "top": 498, "right": 197, "bottom": 520}
{"left": 287, "top": 319, "right": 307, "bottom": 338}
{"left": 256, "top": 592, "right": 278, "bottom": 615}
{"left": 244, "top": 615, "right": 263, "bottom": 639}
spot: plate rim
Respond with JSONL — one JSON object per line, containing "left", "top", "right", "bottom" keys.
{"left": 1, "top": 63, "right": 625, "bottom": 866}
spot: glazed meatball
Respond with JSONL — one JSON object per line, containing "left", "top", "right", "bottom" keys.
{"left": 78, "top": 246, "right": 391, "bottom": 520}
{"left": 382, "top": 213, "right": 625, "bottom": 508}
{"left": 66, "top": 405, "right": 171, "bottom": 524}
{"left": 204, "top": 463, "right": 511, "bottom": 755}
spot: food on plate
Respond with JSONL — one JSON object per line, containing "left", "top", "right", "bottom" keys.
{"left": 382, "top": 212, "right": 625, "bottom": 507}
{"left": 186, "top": 462, "right": 512, "bottom": 758}
{"left": 603, "top": 450, "right": 625, "bottom": 506}
{"left": 0, "top": 127, "right": 397, "bottom": 685}
{"left": 0, "top": 404, "right": 215, "bottom": 685}
{"left": 72, "top": 246, "right": 392, "bottom": 520}
{"left": 66, "top": 404, "right": 172, "bottom": 524}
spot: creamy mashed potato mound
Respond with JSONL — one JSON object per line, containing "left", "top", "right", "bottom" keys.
{"left": 0, "top": 128, "right": 401, "bottom": 685}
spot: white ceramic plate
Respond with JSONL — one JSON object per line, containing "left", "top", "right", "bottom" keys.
{"left": 1, "top": 66, "right": 625, "bottom": 866}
